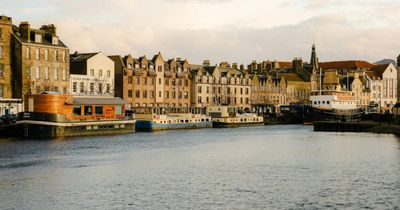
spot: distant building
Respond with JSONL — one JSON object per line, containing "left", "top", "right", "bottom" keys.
{"left": 191, "top": 61, "right": 251, "bottom": 109}
{"left": 70, "top": 52, "right": 115, "bottom": 97}
{"left": 112, "top": 52, "right": 191, "bottom": 108}
{"left": 366, "top": 63, "right": 398, "bottom": 111}
{"left": 12, "top": 21, "right": 70, "bottom": 97}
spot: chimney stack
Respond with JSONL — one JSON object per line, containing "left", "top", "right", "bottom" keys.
{"left": 19, "top": 22, "right": 31, "bottom": 41}
{"left": 40, "top": 24, "right": 57, "bottom": 35}
{"left": 203, "top": 60, "right": 210, "bottom": 67}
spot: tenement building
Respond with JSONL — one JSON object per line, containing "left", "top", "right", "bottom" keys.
{"left": 12, "top": 21, "right": 70, "bottom": 97}
{"left": 111, "top": 52, "right": 191, "bottom": 109}
{"left": 70, "top": 52, "right": 114, "bottom": 97}
{"left": 190, "top": 61, "right": 252, "bottom": 109}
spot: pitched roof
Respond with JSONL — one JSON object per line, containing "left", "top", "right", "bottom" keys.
{"left": 70, "top": 52, "right": 98, "bottom": 63}
{"left": 369, "top": 64, "right": 390, "bottom": 78}
{"left": 277, "top": 61, "right": 293, "bottom": 69}
{"left": 280, "top": 73, "right": 306, "bottom": 82}
{"left": 319, "top": 60, "right": 375, "bottom": 70}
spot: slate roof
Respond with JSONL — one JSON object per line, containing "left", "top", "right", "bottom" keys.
{"left": 319, "top": 60, "right": 375, "bottom": 70}
{"left": 369, "top": 64, "right": 390, "bottom": 78}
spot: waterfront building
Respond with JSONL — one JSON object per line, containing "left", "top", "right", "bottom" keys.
{"left": 112, "top": 53, "right": 191, "bottom": 109}
{"left": 12, "top": 21, "right": 70, "bottom": 98}
{"left": 319, "top": 60, "right": 375, "bottom": 74}
{"left": 366, "top": 63, "right": 398, "bottom": 111}
{"left": 251, "top": 75, "right": 286, "bottom": 113}
{"left": 190, "top": 61, "right": 252, "bottom": 109}
{"left": 70, "top": 52, "right": 115, "bottom": 97}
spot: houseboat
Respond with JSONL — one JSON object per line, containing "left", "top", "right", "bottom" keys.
{"left": 16, "top": 92, "right": 135, "bottom": 138}
{"left": 207, "top": 106, "right": 264, "bottom": 128}
{"left": 134, "top": 107, "right": 212, "bottom": 132}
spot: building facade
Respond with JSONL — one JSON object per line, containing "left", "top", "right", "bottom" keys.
{"left": 366, "top": 63, "right": 398, "bottom": 111}
{"left": 191, "top": 62, "right": 252, "bottom": 109}
{"left": 70, "top": 52, "right": 114, "bottom": 97}
{"left": 12, "top": 22, "right": 70, "bottom": 98}
{"left": 115, "top": 53, "right": 191, "bottom": 108}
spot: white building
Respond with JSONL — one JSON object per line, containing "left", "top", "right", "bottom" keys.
{"left": 366, "top": 63, "right": 398, "bottom": 111}
{"left": 70, "top": 52, "right": 115, "bottom": 97}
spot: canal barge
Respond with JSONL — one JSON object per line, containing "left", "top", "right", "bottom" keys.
{"left": 134, "top": 107, "right": 212, "bottom": 132}
{"left": 16, "top": 92, "right": 135, "bottom": 138}
{"left": 207, "top": 106, "right": 264, "bottom": 128}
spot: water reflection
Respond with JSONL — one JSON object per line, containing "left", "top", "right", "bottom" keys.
{"left": 0, "top": 125, "right": 399, "bottom": 209}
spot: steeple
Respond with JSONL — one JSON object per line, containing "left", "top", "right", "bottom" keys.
{"left": 310, "top": 43, "right": 319, "bottom": 70}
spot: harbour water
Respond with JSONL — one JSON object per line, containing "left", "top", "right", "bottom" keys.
{"left": 0, "top": 125, "right": 399, "bottom": 209}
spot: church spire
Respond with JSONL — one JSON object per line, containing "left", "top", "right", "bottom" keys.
{"left": 310, "top": 43, "right": 319, "bottom": 70}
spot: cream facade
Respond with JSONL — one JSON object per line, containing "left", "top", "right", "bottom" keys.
{"left": 191, "top": 63, "right": 252, "bottom": 109}
{"left": 70, "top": 52, "right": 115, "bottom": 97}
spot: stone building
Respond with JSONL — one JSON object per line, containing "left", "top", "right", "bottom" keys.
{"left": 70, "top": 52, "right": 114, "bottom": 97}
{"left": 190, "top": 61, "right": 252, "bottom": 109}
{"left": 111, "top": 52, "right": 191, "bottom": 109}
{"left": 251, "top": 75, "right": 286, "bottom": 113}
{"left": 12, "top": 21, "right": 70, "bottom": 98}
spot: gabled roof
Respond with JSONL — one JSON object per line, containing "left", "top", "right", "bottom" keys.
{"left": 319, "top": 60, "right": 375, "bottom": 70}
{"left": 70, "top": 52, "right": 98, "bottom": 63}
{"left": 280, "top": 73, "right": 306, "bottom": 82}
{"left": 369, "top": 64, "right": 390, "bottom": 78}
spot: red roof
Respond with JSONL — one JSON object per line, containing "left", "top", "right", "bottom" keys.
{"left": 319, "top": 60, "right": 375, "bottom": 70}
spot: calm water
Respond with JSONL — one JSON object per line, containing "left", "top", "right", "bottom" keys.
{"left": 0, "top": 125, "right": 399, "bottom": 209}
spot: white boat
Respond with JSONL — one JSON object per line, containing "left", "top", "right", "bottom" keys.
{"left": 206, "top": 106, "right": 264, "bottom": 128}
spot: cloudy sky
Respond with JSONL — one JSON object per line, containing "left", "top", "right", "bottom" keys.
{"left": 2, "top": 0, "right": 400, "bottom": 64}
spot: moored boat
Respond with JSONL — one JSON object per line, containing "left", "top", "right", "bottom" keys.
{"left": 16, "top": 92, "right": 135, "bottom": 138}
{"left": 134, "top": 107, "right": 212, "bottom": 132}
{"left": 207, "top": 106, "right": 264, "bottom": 128}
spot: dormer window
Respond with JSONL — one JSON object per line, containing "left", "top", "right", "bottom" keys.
{"left": 52, "top": 36, "right": 59, "bottom": 45}
{"left": 135, "top": 64, "right": 139, "bottom": 69}
{"left": 178, "top": 67, "right": 182, "bottom": 73}
{"left": 127, "top": 63, "right": 132, "bottom": 69}
{"left": 35, "top": 34, "right": 42, "bottom": 43}
{"left": 150, "top": 65, "right": 154, "bottom": 71}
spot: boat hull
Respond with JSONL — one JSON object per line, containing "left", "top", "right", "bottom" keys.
{"left": 16, "top": 120, "right": 136, "bottom": 139}
{"left": 212, "top": 121, "right": 264, "bottom": 128}
{"left": 136, "top": 120, "right": 212, "bottom": 132}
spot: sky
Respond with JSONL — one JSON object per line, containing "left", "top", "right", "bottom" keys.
{"left": 2, "top": 0, "right": 400, "bottom": 65}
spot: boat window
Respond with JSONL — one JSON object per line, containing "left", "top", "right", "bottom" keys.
{"left": 95, "top": 106, "right": 103, "bottom": 115}
{"left": 116, "top": 105, "right": 122, "bottom": 115}
{"left": 73, "top": 106, "right": 81, "bottom": 116}
{"left": 327, "top": 101, "right": 330, "bottom": 104}
{"left": 84, "top": 106, "right": 92, "bottom": 116}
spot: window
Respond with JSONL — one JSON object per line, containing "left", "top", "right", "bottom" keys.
{"left": 90, "top": 69, "right": 94, "bottom": 76}
{"left": 172, "top": 91, "right": 176, "bottom": 99}
{"left": 184, "top": 80, "right": 188, "bottom": 86}
{"left": 63, "top": 87, "right": 67, "bottom": 94}
{"left": 198, "top": 96, "right": 202, "bottom": 103}
{"left": 54, "top": 68, "right": 58, "bottom": 80}
{"left": 150, "top": 78, "right": 154, "bottom": 85}
{"left": 116, "top": 105, "right": 122, "bottom": 115}
{"left": 106, "top": 84, "right": 110, "bottom": 93}
{"left": 35, "top": 34, "right": 42, "bottom": 43}
{"left": 42, "top": 49, "right": 48, "bottom": 61}
{"left": 99, "top": 69, "right": 103, "bottom": 77}
{"left": 80, "top": 82, "right": 84, "bottom": 93}
{"left": 45, "top": 67, "right": 49, "bottom": 80}
{"left": 26, "top": 47, "right": 30, "bottom": 59}
{"left": 143, "top": 78, "right": 147, "bottom": 85}
{"left": 198, "top": 86, "right": 202, "bottom": 93}
{"left": 54, "top": 50, "right": 58, "bottom": 61}
{"left": 150, "top": 90, "right": 154, "bottom": 98}
{"left": 159, "top": 78, "right": 162, "bottom": 85}
{"left": 35, "top": 48, "right": 40, "bottom": 60}
{"left": 165, "top": 78, "right": 169, "bottom": 85}
{"left": 165, "top": 91, "right": 169, "bottom": 99}
{"left": 184, "top": 91, "right": 188, "bottom": 99}
{"left": 136, "top": 77, "right": 140, "bottom": 85}
{"left": 0, "top": 64, "right": 3, "bottom": 79}
{"left": 107, "top": 70, "right": 111, "bottom": 77}
{"left": 135, "top": 64, "right": 139, "bottom": 69}
{"left": 62, "top": 51, "right": 66, "bottom": 62}
{"left": 73, "top": 82, "right": 77, "bottom": 92}
{"left": 127, "top": 63, "right": 132, "bottom": 69}
{"left": 84, "top": 106, "right": 92, "bottom": 116}
{"left": 62, "top": 68, "right": 67, "bottom": 81}
{"left": 54, "top": 87, "right": 58, "bottom": 92}
{"left": 0, "top": 84, "right": 3, "bottom": 97}
{"left": 98, "top": 83, "right": 103, "bottom": 94}
{"left": 52, "top": 36, "right": 58, "bottom": 45}
{"left": 159, "top": 91, "right": 162, "bottom": 97}
{"left": 158, "top": 66, "right": 162, "bottom": 72}
{"left": 171, "top": 79, "right": 176, "bottom": 86}
{"left": 128, "top": 90, "right": 133, "bottom": 97}
{"left": 128, "top": 77, "right": 132, "bottom": 84}
{"left": 90, "top": 83, "right": 94, "bottom": 93}
{"left": 143, "top": 91, "right": 147, "bottom": 98}
{"left": 95, "top": 106, "right": 103, "bottom": 115}
{"left": 35, "top": 67, "right": 40, "bottom": 79}
{"left": 135, "top": 90, "right": 140, "bottom": 98}
{"left": 73, "top": 106, "right": 81, "bottom": 115}
{"left": 0, "top": 46, "right": 3, "bottom": 59}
